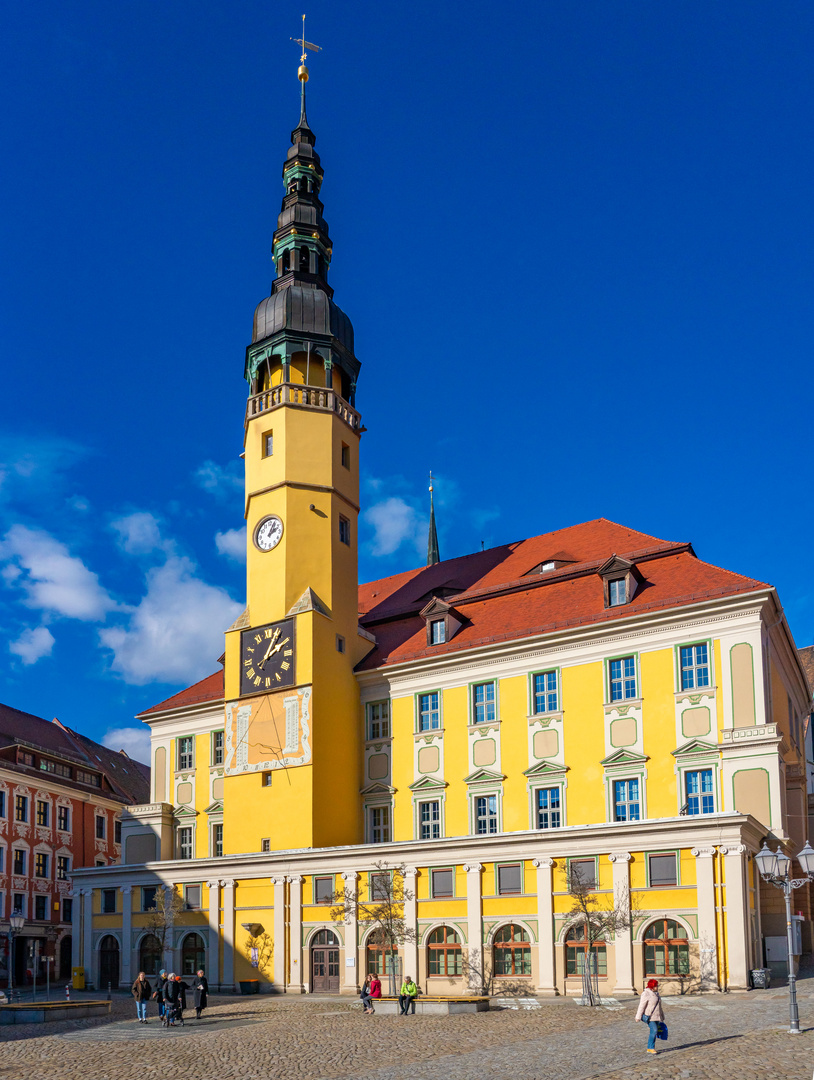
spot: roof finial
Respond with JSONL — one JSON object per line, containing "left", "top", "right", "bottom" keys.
{"left": 291, "top": 14, "right": 321, "bottom": 133}
{"left": 427, "top": 471, "right": 440, "bottom": 566}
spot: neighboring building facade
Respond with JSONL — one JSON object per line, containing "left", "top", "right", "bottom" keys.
{"left": 0, "top": 704, "right": 148, "bottom": 986}
{"left": 71, "top": 66, "right": 814, "bottom": 997}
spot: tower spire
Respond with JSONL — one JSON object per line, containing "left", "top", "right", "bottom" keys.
{"left": 427, "top": 473, "right": 440, "bottom": 566}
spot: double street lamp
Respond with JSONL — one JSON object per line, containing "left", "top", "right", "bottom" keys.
{"left": 755, "top": 840, "right": 814, "bottom": 1034}
{"left": 7, "top": 913, "right": 25, "bottom": 997}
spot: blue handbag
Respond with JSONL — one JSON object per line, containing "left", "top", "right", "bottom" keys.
{"left": 657, "top": 1022, "right": 668, "bottom": 1041}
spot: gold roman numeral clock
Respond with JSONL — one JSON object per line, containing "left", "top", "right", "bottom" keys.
{"left": 240, "top": 618, "right": 295, "bottom": 696}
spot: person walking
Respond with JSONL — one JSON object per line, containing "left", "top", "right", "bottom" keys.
{"left": 193, "top": 969, "right": 208, "bottom": 1019}
{"left": 360, "top": 973, "right": 375, "bottom": 1015}
{"left": 176, "top": 975, "right": 189, "bottom": 1023}
{"left": 163, "top": 972, "right": 181, "bottom": 1027}
{"left": 131, "top": 971, "right": 152, "bottom": 1023}
{"left": 635, "top": 978, "right": 666, "bottom": 1054}
{"left": 153, "top": 969, "right": 167, "bottom": 1020}
{"left": 398, "top": 975, "right": 418, "bottom": 1016}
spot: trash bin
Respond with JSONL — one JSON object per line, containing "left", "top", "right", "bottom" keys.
{"left": 750, "top": 968, "right": 771, "bottom": 989}
{"left": 239, "top": 979, "right": 259, "bottom": 994}
{"left": 72, "top": 966, "right": 85, "bottom": 990}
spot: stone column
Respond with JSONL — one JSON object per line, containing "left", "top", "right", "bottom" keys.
{"left": 692, "top": 847, "right": 719, "bottom": 990}
{"left": 271, "top": 876, "right": 286, "bottom": 992}
{"left": 82, "top": 888, "right": 93, "bottom": 984}
{"left": 533, "top": 857, "right": 557, "bottom": 995}
{"left": 71, "top": 888, "right": 82, "bottom": 970}
{"left": 287, "top": 876, "right": 305, "bottom": 993}
{"left": 402, "top": 867, "right": 419, "bottom": 990}
{"left": 220, "top": 878, "right": 236, "bottom": 991}
{"left": 463, "top": 863, "right": 484, "bottom": 994}
{"left": 608, "top": 852, "right": 634, "bottom": 995}
{"left": 342, "top": 872, "right": 359, "bottom": 994}
{"left": 206, "top": 880, "right": 220, "bottom": 988}
{"left": 120, "top": 885, "right": 132, "bottom": 988}
{"left": 721, "top": 845, "right": 750, "bottom": 990}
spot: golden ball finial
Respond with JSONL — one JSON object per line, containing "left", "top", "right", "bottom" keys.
{"left": 298, "top": 63, "right": 309, "bottom": 82}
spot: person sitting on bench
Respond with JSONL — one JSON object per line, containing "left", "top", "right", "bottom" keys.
{"left": 399, "top": 976, "right": 418, "bottom": 1015}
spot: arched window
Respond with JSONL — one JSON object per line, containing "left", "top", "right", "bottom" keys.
{"left": 282, "top": 249, "right": 291, "bottom": 274}
{"left": 365, "top": 935, "right": 399, "bottom": 977}
{"left": 299, "top": 246, "right": 310, "bottom": 272}
{"left": 139, "top": 934, "right": 162, "bottom": 976}
{"left": 312, "top": 929, "right": 339, "bottom": 947}
{"left": 493, "top": 924, "right": 531, "bottom": 976}
{"left": 427, "top": 926, "right": 462, "bottom": 977}
{"left": 644, "top": 919, "right": 689, "bottom": 976}
{"left": 565, "top": 923, "right": 606, "bottom": 976}
{"left": 181, "top": 932, "right": 206, "bottom": 976}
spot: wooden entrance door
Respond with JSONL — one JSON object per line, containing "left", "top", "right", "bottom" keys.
{"left": 98, "top": 935, "right": 120, "bottom": 990}
{"left": 311, "top": 930, "right": 340, "bottom": 992}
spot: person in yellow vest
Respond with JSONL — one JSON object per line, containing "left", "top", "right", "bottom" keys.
{"left": 398, "top": 976, "right": 418, "bottom": 1015}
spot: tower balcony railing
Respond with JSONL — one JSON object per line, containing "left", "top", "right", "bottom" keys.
{"left": 245, "top": 382, "right": 361, "bottom": 431}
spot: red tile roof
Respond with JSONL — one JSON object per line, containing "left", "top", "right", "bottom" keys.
{"left": 139, "top": 669, "right": 224, "bottom": 717}
{"left": 798, "top": 646, "right": 814, "bottom": 695}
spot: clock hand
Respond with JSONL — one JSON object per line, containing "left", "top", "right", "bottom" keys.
{"left": 270, "top": 636, "right": 290, "bottom": 656}
{"left": 257, "top": 629, "right": 281, "bottom": 669}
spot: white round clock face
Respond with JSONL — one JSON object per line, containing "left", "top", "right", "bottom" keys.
{"left": 254, "top": 515, "right": 284, "bottom": 552}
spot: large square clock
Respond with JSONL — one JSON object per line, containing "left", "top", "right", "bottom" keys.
{"left": 240, "top": 619, "right": 295, "bottom": 696}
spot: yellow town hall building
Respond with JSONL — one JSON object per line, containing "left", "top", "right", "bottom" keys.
{"left": 72, "top": 64, "right": 813, "bottom": 999}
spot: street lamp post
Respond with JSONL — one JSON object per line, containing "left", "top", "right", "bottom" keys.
{"left": 7, "top": 913, "right": 25, "bottom": 998}
{"left": 755, "top": 840, "right": 814, "bottom": 1035}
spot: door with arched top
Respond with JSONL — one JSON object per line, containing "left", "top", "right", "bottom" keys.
{"left": 311, "top": 929, "right": 339, "bottom": 992}
{"left": 98, "top": 935, "right": 120, "bottom": 990}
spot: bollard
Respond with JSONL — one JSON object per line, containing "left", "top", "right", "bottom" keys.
{"left": 65, "top": 985, "right": 71, "bottom": 1001}
{"left": 107, "top": 981, "right": 111, "bottom": 1001}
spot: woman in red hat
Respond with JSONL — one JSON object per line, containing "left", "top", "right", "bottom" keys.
{"left": 635, "top": 978, "right": 666, "bottom": 1054}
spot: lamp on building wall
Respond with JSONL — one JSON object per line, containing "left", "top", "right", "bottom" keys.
{"left": 7, "top": 912, "right": 25, "bottom": 997}
{"left": 755, "top": 840, "right": 814, "bottom": 1034}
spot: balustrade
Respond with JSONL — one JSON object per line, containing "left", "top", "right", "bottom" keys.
{"left": 245, "top": 382, "right": 360, "bottom": 431}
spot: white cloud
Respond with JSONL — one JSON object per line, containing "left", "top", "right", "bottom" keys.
{"left": 102, "top": 726, "right": 151, "bottom": 765}
{"left": 9, "top": 625, "right": 55, "bottom": 665}
{"left": 99, "top": 555, "right": 242, "bottom": 685}
{"left": 194, "top": 460, "right": 243, "bottom": 498}
{"left": 0, "top": 524, "right": 116, "bottom": 620}
{"left": 215, "top": 528, "right": 246, "bottom": 562}
{"left": 111, "top": 511, "right": 169, "bottom": 555}
{"left": 364, "top": 497, "right": 425, "bottom": 557}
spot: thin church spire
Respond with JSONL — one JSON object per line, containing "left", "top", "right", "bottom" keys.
{"left": 427, "top": 473, "right": 440, "bottom": 566}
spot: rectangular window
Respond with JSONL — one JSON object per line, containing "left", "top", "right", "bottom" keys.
{"left": 314, "top": 876, "right": 334, "bottom": 905}
{"left": 370, "top": 872, "right": 390, "bottom": 900}
{"left": 263, "top": 431, "right": 273, "bottom": 457}
{"left": 608, "top": 579, "right": 626, "bottom": 606}
{"left": 536, "top": 786, "right": 561, "bottom": 829}
{"left": 212, "top": 824, "right": 223, "bottom": 858}
{"left": 101, "top": 888, "right": 116, "bottom": 914}
{"left": 63, "top": 898, "right": 73, "bottom": 923}
{"left": 35, "top": 852, "right": 48, "bottom": 878}
{"left": 12, "top": 894, "right": 24, "bottom": 915}
{"left": 649, "top": 853, "right": 678, "bottom": 887}
{"left": 419, "top": 800, "right": 441, "bottom": 840}
{"left": 339, "top": 515, "right": 351, "bottom": 545}
{"left": 36, "top": 800, "right": 49, "bottom": 827}
{"left": 57, "top": 806, "right": 70, "bottom": 831}
{"left": 212, "top": 730, "right": 224, "bottom": 766}
{"left": 472, "top": 682, "right": 496, "bottom": 724}
{"left": 570, "top": 859, "right": 597, "bottom": 889}
{"left": 142, "top": 886, "right": 158, "bottom": 912}
{"left": 76, "top": 769, "right": 99, "bottom": 786}
{"left": 18, "top": 751, "right": 34, "bottom": 767}
{"left": 680, "top": 643, "right": 710, "bottom": 691}
{"left": 431, "top": 869, "right": 454, "bottom": 898}
{"left": 40, "top": 758, "right": 55, "bottom": 773}
{"left": 369, "top": 806, "right": 390, "bottom": 844}
{"left": 114, "top": 819, "right": 122, "bottom": 844}
{"left": 178, "top": 826, "right": 193, "bottom": 859}
{"left": 336, "top": 634, "right": 346, "bottom": 653}
{"left": 15, "top": 795, "right": 28, "bottom": 823}
{"left": 0, "top": 847, "right": 3, "bottom": 872}
{"left": 609, "top": 656, "right": 637, "bottom": 702}
{"left": 35, "top": 895, "right": 47, "bottom": 921}
{"left": 366, "top": 701, "right": 390, "bottom": 740}
{"left": 418, "top": 692, "right": 440, "bottom": 732}
{"left": 261, "top": 838, "right": 271, "bottom": 852}
{"left": 475, "top": 795, "right": 498, "bottom": 835}
{"left": 13, "top": 849, "right": 25, "bottom": 875}
{"left": 185, "top": 885, "right": 201, "bottom": 910}
{"left": 341, "top": 442, "right": 350, "bottom": 468}
{"left": 430, "top": 619, "right": 446, "bottom": 645}
{"left": 178, "top": 736, "right": 194, "bottom": 771}
{"left": 41, "top": 759, "right": 72, "bottom": 778}
{"left": 0, "top": 791, "right": 4, "bottom": 817}
{"left": 613, "top": 778, "right": 641, "bottom": 822}
{"left": 685, "top": 769, "right": 714, "bottom": 815}
{"left": 497, "top": 863, "right": 522, "bottom": 895}
{"left": 95, "top": 815, "right": 106, "bottom": 840}
{"left": 533, "top": 670, "right": 558, "bottom": 714}
{"left": 57, "top": 856, "right": 70, "bottom": 880}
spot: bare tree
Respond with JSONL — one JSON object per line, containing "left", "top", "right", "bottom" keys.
{"left": 331, "top": 861, "right": 416, "bottom": 995}
{"left": 143, "top": 885, "right": 185, "bottom": 969}
{"left": 245, "top": 931, "right": 274, "bottom": 979}
{"left": 566, "top": 864, "right": 637, "bottom": 1005}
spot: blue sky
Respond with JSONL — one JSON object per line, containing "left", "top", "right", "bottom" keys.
{"left": 2, "top": 1, "right": 814, "bottom": 763}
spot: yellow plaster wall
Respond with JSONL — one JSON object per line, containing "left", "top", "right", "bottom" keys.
{"left": 561, "top": 661, "right": 605, "bottom": 825}
{"left": 641, "top": 648, "right": 679, "bottom": 818}
{"left": 194, "top": 732, "right": 210, "bottom": 857}
{"left": 392, "top": 696, "right": 415, "bottom": 840}
{"left": 442, "top": 686, "right": 470, "bottom": 839}
{"left": 499, "top": 676, "right": 529, "bottom": 833}
{"left": 714, "top": 639, "right": 725, "bottom": 735}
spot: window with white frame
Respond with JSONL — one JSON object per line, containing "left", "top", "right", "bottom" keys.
{"left": 430, "top": 619, "right": 446, "bottom": 645}
{"left": 0, "top": 791, "right": 5, "bottom": 817}
{"left": 13, "top": 849, "right": 25, "bottom": 875}
{"left": 367, "top": 701, "right": 390, "bottom": 740}
{"left": 536, "top": 786, "right": 561, "bottom": 829}
{"left": 418, "top": 692, "right": 440, "bottom": 732}
{"left": 475, "top": 794, "right": 498, "bottom": 835}
{"left": 212, "top": 731, "right": 224, "bottom": 765}
{"left": 472, "top": 682, "right": 496, "bottom": 724}
{"left": 533, "top": 670, "right": 558, "bottom": 714}
{"left": 178, "top": 736, "right": 194, "bottom": 771}
{"left": 212, "top": 823, "right": 223, "bottom": 858}
{"left": 35, "top": 851, "right": 49, "bottom": 878}
{"left": 12, "top": 894, "right": 25, "bottom": 915}
{"left": 680, "top": 644, "right": 710, "bottom": 690}
{"left": 0, "top": 846, "right": 4, "bottom": 872}
{"left": 685, "top": 769, "right": 714, "bottom": 815}
{"left": 609, "top": 656, "right": 637, "bottom": 701}
{"left": 608, "top": 579, "right": 627, "bottom": 606}
{"left": 613, "top": 778, "right": 641, "bottom": 822}
{"left": 58, "top": 805, "right": 70, "bottom": 831}
{"left": 177, "top": 826, "right": 194, "bottom": 859}
{"left": 368, "top": 805, "right": 390, "bottom": 844}
{"left": 57, "top": 855, "right": 70, "bottom": 880}
{"left": 419, "top": 800, "right": 440, "bottom": 840}
{"left": 95, "top": 814, "right": 106, "bottom": 839}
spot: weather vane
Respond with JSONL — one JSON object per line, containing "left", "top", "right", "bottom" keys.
{"left": 291, "top": 14, "right": 322, "bottom": 82}
{"left": 429, "top": 470, "right": 435, "bottom": 493}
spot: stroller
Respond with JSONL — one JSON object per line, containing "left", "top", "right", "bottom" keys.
{"left": 161, "top": 979, "right": 185, "bottom": 1028}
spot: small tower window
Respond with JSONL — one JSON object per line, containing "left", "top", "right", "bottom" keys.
{"left": 341, "top": 443, "right": 350, "bottom": 469}
{"left": 299, "top": 246, "right": 310, "bottom": 272}
{"left": 263, "top": 431, "right": 273, "bottom": 458}
{"left": 282, "top": 249, "right": 291, "bottom": 273}
{"left": 339, "top": 516, "right": 351, "bottom": 546}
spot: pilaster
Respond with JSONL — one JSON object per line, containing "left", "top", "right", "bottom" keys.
{"left": 463, "top": 863, "right": 483, "bottom": 994}
{"left": 287, "top": 876, "right": 305, "bottom": 993}
{"left": 533, "top": 858, "right": 557, "bottom": 995}
{"left": 206, "top": 880, "right": 220, "bottom": 988}
{"left": 271, "top": 876, "right": 286, "bottom": 991}
{"left": 81, "top": 888, "right": 93, "bottom": 985}
{"left": 120, "top": 885, "right": 132, "bottom": 987}
{"left": 71, "top": 888, "right": 82, "bottom": 970}
{"left": 692, "top": 847, "right": 719, "bottom": 990}
{"left": 721, "top": 844, "right": 750, "bottom": 990}
{"left": 608, "top": 853, "right": 634, "bottom": 995}
{"left": 221, "top": 878, "right": 236, "bottom": 990}
{"left": 342, "top": 872, "right": 359, "bottom": 994}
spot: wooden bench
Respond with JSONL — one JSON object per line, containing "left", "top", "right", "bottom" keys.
{"left": 369, "top": 995, "right": 490, "bottom": 1015}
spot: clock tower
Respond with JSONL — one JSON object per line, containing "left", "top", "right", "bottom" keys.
{"left": 222, "top": 59, "right": 367, "bottom": 853}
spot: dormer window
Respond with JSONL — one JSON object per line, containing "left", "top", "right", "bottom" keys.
{"left": 608, "top": 579, "right": 626, "bottom": 607}
{"left": 598, "top": 555, "right": 641, "bottom": 609}
{"left": 541, "top": 561, "right": 556, "bottom": 572}
{"left": 430, "top": 619, "right": 446, "bottom": 645}
{"left": 420, "top": 596, "right": 462, "bottom": 646}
